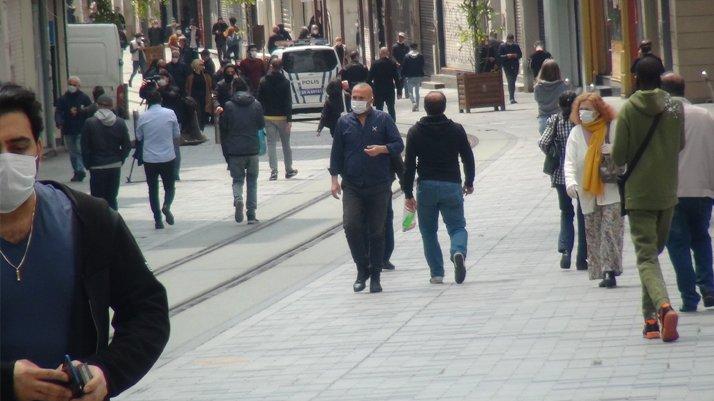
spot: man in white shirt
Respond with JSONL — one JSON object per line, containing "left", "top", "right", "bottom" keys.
{"left": 662, "top": 72, "right": 714, "bottom": 312}
{"left": 135, "top": 90, "right": 181, "bottom": 229}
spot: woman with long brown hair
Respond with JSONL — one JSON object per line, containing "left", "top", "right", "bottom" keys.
{"left": 534, "top": 59, "right": 567, "bottom": 134}
{"left": 563, "top": 92, "right": 624, "bottom": 288}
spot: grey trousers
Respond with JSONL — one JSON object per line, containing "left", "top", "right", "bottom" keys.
{"left": 265, "top": 120, "right": 293, "bottom": 173}
{"left": 227, "top": 155, "right": 259, "bottom": 212}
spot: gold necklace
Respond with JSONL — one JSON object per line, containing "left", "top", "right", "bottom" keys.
{"left": 0, "top": 209, "right": 36, "bottom": 282}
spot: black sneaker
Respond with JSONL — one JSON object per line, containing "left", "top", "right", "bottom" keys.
{"left": 560, "top": 251, "right": 571, "bottom": 269}
{"left": 598, "top": 271, "right": 616, "bottom": 288}
{"left": 70, "top": 173, "right": 80, "bottom": 182}
{"left": 155, "top": 220, "right": 165, "bottom": 230}
{"left": 269, "top": 171, "right": 278, "bottom": 181}
{"left": 679, "top": 304, "right": 697, "bottom": 313}
{"left": 285, "top": 169, "right": 298, "bottom": 179}
{"left": 383, "top": 261, "right": 395, "bottom": 271}
{"left": 576, "top": 260, "right": 589, "bottom": 271}
{"left": 353, "top": 279, "right": 366, "bottom": 292}
{"left": 162, "top": 207, "right": 174, "bottom": 225}
{"left": 702, "top": 292, "right": 714, "bottom": 308}
{"left": 76, "top": 171, "right": 86, "bottom": 182}
{"left": 246, "top": 211, "right": 258, "bottom": 225}
{"left": 234, "top": 201, "right": 244, "bottom": 223}
{"left": 453, "top": 252, "right": 466, "bottom": 284}
{"left": 369, "top": 277, "right": 382, "bottom": 293}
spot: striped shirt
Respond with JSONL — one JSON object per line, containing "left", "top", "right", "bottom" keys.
{"left": 538, "top": 113, "right": 574, "bottom": 186}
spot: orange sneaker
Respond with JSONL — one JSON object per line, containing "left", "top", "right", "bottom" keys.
{"left": 642, "top": 319, "right": 661, "bottom": 340}
{"left": 658, "top": 304, "right": 679, "bottom": 342}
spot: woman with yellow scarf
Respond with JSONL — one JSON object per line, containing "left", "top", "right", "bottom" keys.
{"left": 563, "top": 93, "right": 624, "bottom": 288}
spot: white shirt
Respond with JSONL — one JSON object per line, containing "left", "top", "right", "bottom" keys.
{"left": 130, "top": 38, "right": 145, "bottom": 62}
{"left": 564, "top": 122, "right": 621, "bottom": 214}
{"left": 675, "top": 98, "right": 714, "bottom": 198}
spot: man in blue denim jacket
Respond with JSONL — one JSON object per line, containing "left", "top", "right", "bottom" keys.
{"left": 329, "top": 83, "right": 404, "bottom": 293}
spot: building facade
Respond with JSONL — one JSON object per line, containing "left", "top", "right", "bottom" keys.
{"left": 1, "top": 0, "right": 70, "bottom": 149}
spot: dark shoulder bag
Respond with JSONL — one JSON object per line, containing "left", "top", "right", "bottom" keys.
{"left": 617, "top": 112, "right": 663, "bottom": 216}
{"left": 542, "top": 115, "right": 560, "bottom": 175}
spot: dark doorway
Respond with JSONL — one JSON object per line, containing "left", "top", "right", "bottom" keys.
{"left": 435, "top": 0, "right": 446, "bottom": 67}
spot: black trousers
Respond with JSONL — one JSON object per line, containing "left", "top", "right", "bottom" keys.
{"left": 144, "top": 160, "right": 176, "bottom": 222}
{"left": 364, "top": 192, "right": 395, "bottom": 263}
{"left": 342, "top": 181, "right": 391, "bottom": 280}
{"left": 396, "top": 74, "right": 404, "bottom": 97}
{"left": 89, "top": 167, "right": 121, "bottom": 211}
{"left": 374, "top": 90, "right": 396, "bottom": 122}
{"left": 504, "top": 68, "right": 518, "bottom": 101}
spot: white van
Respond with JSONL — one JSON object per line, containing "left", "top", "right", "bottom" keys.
{"left": 67, "top": 24, "right": 128, "bottom": 116}
{"left": 272, "top": 44, "right": 341, "bottom": 118}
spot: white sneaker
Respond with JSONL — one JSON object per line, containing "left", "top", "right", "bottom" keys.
{"left": 429, "top": 276, "right": 444, "bottom": 284}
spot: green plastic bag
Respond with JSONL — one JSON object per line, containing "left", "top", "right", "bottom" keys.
{"left": 402, "top": 207, "right": 416, "bottom": 232}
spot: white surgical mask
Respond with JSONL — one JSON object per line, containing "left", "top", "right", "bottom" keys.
{"left": 68, "top": 85, "right": 78, "bottom": 93}
{"left": 171, "top": 57, "right": 179, "bottom": 63}
{"left": 0, "top": 153, "right": 37, "bottom": 213}
{"left": 351, "top": 100, "right": 369, "bottom": 115}
{"left": 250, "top": 50, "right": 258, "bottom": 57}
{"left": 159, "top": 78, "right": 169, "bottom": 87}
{"left": 579, "top": 109, "right": 598, "bottom": 124}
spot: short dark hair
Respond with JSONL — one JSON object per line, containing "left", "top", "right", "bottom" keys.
{"left": 248, "top": 44, "right": 259, "bottom": 52}
{"left": 229, "top": 17, "right": 237, "bottom": 25}
{"left": 409, "top": 43, "right": 418, "bottom": 50}
{"left": 146, "top": 90, "right": 162, "bottom": 106}
{"left": 200, "top": 49, "right": 210, "bottom": 56}
{"left": 0, "top": 83, "right": 44, "bottom": 141}
{"left": 231, "top": 76, "right": 249, "bottom": 93}
{"left": 661, "top": 72, "right": 686, "bottom": 97}
{"left": 507, "top": 33, "right": 515, "bottom": 41}
{"left": 92, "top": 86, "right": 105, "bottom": 101}
{"left": 269, "top": 58, "right": 282, "bottom": 72}
{"left": 424, "top": 91, "right": 446, "bottom": 116}
{"left": 349, "top": 50, "right": 360, "bottom": 61}
{"left": 639, "top": 39, "right": 652, "bottom": 53}
{"left": 635, "top": 56, "right": 663, "bottom": 90}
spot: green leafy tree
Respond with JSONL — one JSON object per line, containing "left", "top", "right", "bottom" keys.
{"left": 457, "top": 0, "right": 499, "bottom": 72}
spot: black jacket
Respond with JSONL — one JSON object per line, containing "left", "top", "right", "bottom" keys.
{"left": 400, "top": 53, "right": 425, "bottom": 77}
{"left": 166, "top": 61, "right": 191, "bottom": 96}
{"left": 529, "top": 49, "right": 552, "bottom": 78}
{"left": 392, "top": 42, "right": 409, "bottom": 65}
{"left": 341, "top": 62, "right": 369, "bottom": 89}
{"left": 0, "top": 182, "right": 170, "bottom": 401}
{"left": 219, "top": 92, "right": 265, "bottom": 158}
{"left": 55, "top": 90, "right": 93, "bottom": 136}
{"left": 369, "top": 58, "right": 400, "bottom": 93}
{"left": 80, "top": 114, "right": 132, "bottom": 169}
{"left": 404, "top": 114, "right": 476, "bottom": 198}
{"left": 498, "top": 42, "right": 522, "bottom": 74}
{"left": 256, "top": 73, "right": 292, "bottom": 119}
{"left": 214, "top": 76, "right": 249, "bottom": 108}
{"left": 318, "top": 95, "right": 344, "bottom": 134}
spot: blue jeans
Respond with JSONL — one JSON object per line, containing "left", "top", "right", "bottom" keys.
{"left": 417, "top": 180, "right": 468, "bottom": 277}
{"left": 227, "top": 155, "right": 259, "bottom": 213}
{"left": 64, "top": 134, "right": 85, "bottom": 174}
{"left": 537, "top": 116, "right": 549, "bottom": 135}
{"left": 666, "top": 197, "right": 714, "bottom": 308}
{"left": 404, "top": 77, "right": 423, "bottom": 107}
{"left": 555, "top": 184, "right": 587, "bottom": 265}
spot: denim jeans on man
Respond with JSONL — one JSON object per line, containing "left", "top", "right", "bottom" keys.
{"left": 89, "top": 168, "right": 121, "bottom": 211}
{"left": 417, "top": 180, "right": 468, "bottom": 277}
{"left": 228, "top": 155, "right": 259, "bottom": 213}
{"left": 64, "top": 134, "right": 86, "bottom": 174}
{"left": 555, "top": 184, "right": 587, "bottom": 265}
{"left": 666, "top": 197, "right": 714, "bottom": 308}
{"left": 404, "top": 77, "right": 423, "bottom": 107}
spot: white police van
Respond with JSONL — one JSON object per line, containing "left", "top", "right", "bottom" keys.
{"left": 272, "top": 41, "right": 341, "bottom": 119}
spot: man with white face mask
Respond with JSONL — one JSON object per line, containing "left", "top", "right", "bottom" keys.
{"left": 0, "top": 83, "right": 169, "bottom": 401}
{"left": 329, "top": 83, "right": 404, "bottom": 293}
{"left": 54, "top": 76, "right": 91, "bottom": 182}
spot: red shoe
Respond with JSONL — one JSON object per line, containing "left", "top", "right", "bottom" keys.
{"left": 658, "top": 304, "right": 679, "bottom": 342}
{"left": 642, "top": 319, "right": 661, "bottom": 340}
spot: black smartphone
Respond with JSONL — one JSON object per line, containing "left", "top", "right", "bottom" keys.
{"left": 62, "top": 355, "right": 93, "bottom": 398}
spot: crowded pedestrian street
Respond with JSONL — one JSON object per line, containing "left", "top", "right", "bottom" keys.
{"left": 25, "top": 49, "right": 711, "bottom": 400}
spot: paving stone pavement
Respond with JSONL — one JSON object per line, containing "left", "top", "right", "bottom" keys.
{"left": 115, "top": 93, "right": 714, "bottom": 401}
